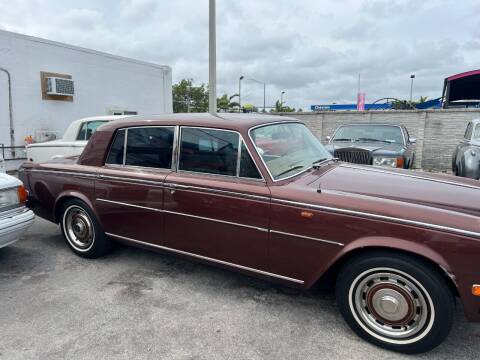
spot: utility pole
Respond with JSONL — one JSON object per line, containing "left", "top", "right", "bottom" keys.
{"left": 0, "top": 67, "right": 14, "bottom": 152}
{"left": 208, "top": 0, "right": 217, "bottom": 114}
{"left": 409, "top": 74, "right": 415, "bottom": 103}
{"left": 281, "top": 90, "right": 285, "bottom": 110}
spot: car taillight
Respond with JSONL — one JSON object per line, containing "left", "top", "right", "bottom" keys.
{"left": 17, "top": 185, "right": 28, "bottom": 204}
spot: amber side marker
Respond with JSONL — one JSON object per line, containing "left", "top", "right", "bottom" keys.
{"left": 472, "top": 285, "right": 480, "bottom": 296}
{"left": 300, "top": 211, "right": 314, "bottom": 219}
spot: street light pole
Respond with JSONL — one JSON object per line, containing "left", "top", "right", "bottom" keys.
{"left": 281, "top": 90, "right": 285, "bottom": 110}
{"left": 244, "top": 77, "right": 266, "bottom": 112}
{"left": 208, "top": 0, "right": 217, "bottom": 114}
{"left": 239, "top": 75, "right": 244, "bottom": 112}
{"left": 409, "top": 74, "right": 415, "bottom": 103}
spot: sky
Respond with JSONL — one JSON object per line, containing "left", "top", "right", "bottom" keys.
{"left": 0, "top": 0, "right": 479, "bottom": 111}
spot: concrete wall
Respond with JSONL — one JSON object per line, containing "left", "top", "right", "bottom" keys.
{"left": 278, "top": 109, "right": 480, "bottom": 171}
{"left": 0, "top": 30, "right": 172, "bottom": 150}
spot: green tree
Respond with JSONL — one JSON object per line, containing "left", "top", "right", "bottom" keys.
{"left": 242, "top": 103, "right": 258, "bottom": 113}
{"left": 172, "top": 79, "right": 209, "bottom": 113}
{"left": 272, "top": 100, "right": 295, "bottom": 112}
{"left": 217, "top": 93, "right": 240, "bottom": 112}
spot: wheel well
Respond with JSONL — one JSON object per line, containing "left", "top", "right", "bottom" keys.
{"left": 54, "top": 196, "right": 78, "bottom": 223}
{"left": 314, "top": 247, "right": 459, "bottom": 297}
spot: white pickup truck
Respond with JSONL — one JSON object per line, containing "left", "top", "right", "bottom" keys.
{"left": 26, "top": 115, "right": 130, "bottom": 163}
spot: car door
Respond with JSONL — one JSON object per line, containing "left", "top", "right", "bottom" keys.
{"left": 95, "top": 126, "right": 175, "bottom": 245}
{"left": 163, "top": 127, "right": 271, "bottom": 271}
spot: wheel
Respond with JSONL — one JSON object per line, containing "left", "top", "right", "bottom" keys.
{"left": 60, "top": 199, "right": 111, "bottom": 258}
{"left": 335, "top": 252, "right": 454, "bottom": 354}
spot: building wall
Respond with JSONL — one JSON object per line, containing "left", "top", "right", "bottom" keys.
{"left": 278, "top": 109, "right": 480, "bottom": 171}
{"left": 0, "top": 30, "right": 172, "bottom": 148}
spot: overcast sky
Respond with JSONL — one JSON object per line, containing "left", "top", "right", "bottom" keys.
{"left": 1, "top": 0, "right": 479, "bottom": 110}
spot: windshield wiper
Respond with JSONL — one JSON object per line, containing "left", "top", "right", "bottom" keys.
{"left": 333, "top": 138, "right": 354, "bottom": 142}
{"left": 275, "top": 165, "right": 305, "bottom": 178}
{"left": 357, "top": 137, "right": 392, "bottom": 143}
{"left": 312, "top": 158, "right": 329, "bottom": 169}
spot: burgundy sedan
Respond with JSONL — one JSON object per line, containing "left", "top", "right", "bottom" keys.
{"left": 19, "top": 114, "right": 480, "bottom": 354}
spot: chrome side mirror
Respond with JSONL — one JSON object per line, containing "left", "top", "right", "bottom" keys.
{"left": 325, "top": 136, "right": 331, "bottom": 142}
{"left": 409, "top": 138, "right": 417, "bottom": 144}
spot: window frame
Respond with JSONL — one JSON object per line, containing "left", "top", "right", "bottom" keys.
{"left": 176, "top": 126, "right": 265, "bottom": 182}
{"left": 464, "top": 122, "right": 473, "bottom": 140}
{"left": 104, "top": 126, "right": 177, "bottom": 171}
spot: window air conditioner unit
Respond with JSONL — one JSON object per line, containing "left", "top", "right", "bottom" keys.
{"left": 46, "top": 77, "right": 75, "bottom": 96}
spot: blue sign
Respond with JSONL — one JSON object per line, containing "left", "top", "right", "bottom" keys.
{"left": 311, "top": 103, "right": 392, "bottom": 111}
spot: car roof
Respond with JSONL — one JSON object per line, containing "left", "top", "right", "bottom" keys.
{"left": 97, "top": 113, "right": 302, "bottom": 133}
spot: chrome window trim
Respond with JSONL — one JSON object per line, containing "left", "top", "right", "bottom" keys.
{"left": 248, "top": 120, "right": 324, "bottom": 183}
{"left": 177, "top": 126, "right": 266, "bottom": 182}
{"left": 339, "top": 163, "right": 480, "bottom": 190}
{"left": 272, "top": 197, "right": 480, "bottom": 239}
{"left": 105, "top": 231, "right": 304, "bottom": 285}
{"left": 270, "top": 229, "right": 344, "bottom": 247}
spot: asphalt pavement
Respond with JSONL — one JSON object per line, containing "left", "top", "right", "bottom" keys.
{"left": 1, "top": 218, "right": 479, "bottom": 360}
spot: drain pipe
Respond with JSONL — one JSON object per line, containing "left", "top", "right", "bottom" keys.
{"left": 0, "top": 67, "right": 15, "bottom": 156}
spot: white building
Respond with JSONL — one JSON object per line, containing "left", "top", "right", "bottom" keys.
{"left": 0, "top": 29, "right": 172, "bottom": 166}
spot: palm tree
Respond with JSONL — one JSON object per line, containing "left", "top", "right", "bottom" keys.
{"left": 217, "top": 94, "right": 240, "bottom": 112}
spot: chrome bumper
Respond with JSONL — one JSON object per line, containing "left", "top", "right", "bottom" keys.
{"left": 0, "top": 206, "right": 35, "bottom": 248}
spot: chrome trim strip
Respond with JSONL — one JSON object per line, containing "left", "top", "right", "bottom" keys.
{"left": 163, "top": 209, "right": 269, "bottom": 232}
{"left": 270, "top": 229, "right": 344, "bottom": 246}
{"left": 0, "top": 206, "right": 29, "bottom": 220}
{"left": 98, "top": 174, "right": 164, "bottom": 187}
{"left": 96, "top": 198, "right": 163, "bottom": 212}
{"left": 339, "top": 163, "right": 480, "bottom": 190}
{"left": 164, "top": 183, "right": 270, "bottom": 202}
{"left": 29, "top": 169, "right": 97, "bottom": 178}
{"left": 96, "top": 198, "right": 269, "bottom": 232}
{"left": 105, "top": 231, "right": 304, "bottom": 284}
{"left": 272, "top": 198, "right": 480, "bottom": 239}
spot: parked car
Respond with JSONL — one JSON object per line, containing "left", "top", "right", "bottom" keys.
{"left": 0, "top": 172, "right": 35, "bottom": 248}
{"left": 26, "top": 115, "right": 131, "bottom": 163}
{"left": 324, "top": 124, "right": 416, "bottom": 168}
{"left": 20, "top": 114, "right": 480, "bottom": 354}
{"left": 452, "top": 118, "right": 480, "bottom": 180}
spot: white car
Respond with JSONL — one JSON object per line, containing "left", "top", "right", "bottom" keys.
{"left": 26, "top": 115, "right": 130, "bottom": 163}
{"left": 0, "top": 173, "right": 35, "bottom": 248}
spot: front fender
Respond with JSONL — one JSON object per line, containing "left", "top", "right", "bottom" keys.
{"left": 306, "top": 236, "right": 454, "bottom": 288}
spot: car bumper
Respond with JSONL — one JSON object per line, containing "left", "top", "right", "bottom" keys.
{"left": 0, "top": 206, "right": 35, "bottom": 248}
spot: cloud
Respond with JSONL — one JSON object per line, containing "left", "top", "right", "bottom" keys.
{"left": 0, "top": 0, "right": 478, "bottom": 110}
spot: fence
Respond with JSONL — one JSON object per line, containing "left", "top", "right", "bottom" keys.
{"left": 277, "top": 109, "right": 480, "bottom": 171}
{"left": 0, "top": 144, "right": 27, "bottom": 161}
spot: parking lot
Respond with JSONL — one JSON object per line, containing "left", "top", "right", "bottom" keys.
{"left": 1, "top": 218, "right": 479, "bottom": 360}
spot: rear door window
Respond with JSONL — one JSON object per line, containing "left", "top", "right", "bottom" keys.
{"left": 125, "top": 127, "right": 175, "bottom": 169}
{"left": 105, "top": 129, "right": 125, "bottom": 165}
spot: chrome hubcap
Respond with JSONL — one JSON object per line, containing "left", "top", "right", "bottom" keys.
{"left": 350, "top": 268, "right": 433, "bottom": 342}
{"left": 63, "top": 205, "right": 94, "bottom": 250}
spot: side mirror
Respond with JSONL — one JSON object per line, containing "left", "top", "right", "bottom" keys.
{"left": 409, "top": 138, "right": 417, "bottom": 144}
{"left": 325, "top": 136, "right": 331, "bottom": 142}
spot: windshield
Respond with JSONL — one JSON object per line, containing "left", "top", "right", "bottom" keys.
{"left": 250, "top": 122, "right": 332, "bottom": 180}
{"left": 332, "top": 125, "right": 404, "bottom": 144}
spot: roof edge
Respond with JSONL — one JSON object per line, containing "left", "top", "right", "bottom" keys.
{"left": 0, "top": 29, "right": 171, "bottom": 72}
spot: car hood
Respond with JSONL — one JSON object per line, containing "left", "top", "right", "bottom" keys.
{"left": 324, "top": 141, "right": 405, "bottom": 155}
{"left": 0, "top": 172, "right": 21, "bottom": 189}
{"left": 272, "top": 162, "right": 480, "bottom": 237}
